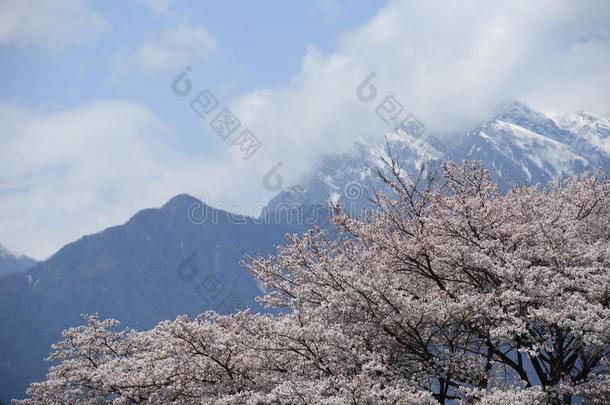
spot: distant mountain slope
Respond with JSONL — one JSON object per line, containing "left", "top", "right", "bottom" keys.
{"left": 0, "top": 245, "right": 36, "bottom": 277}
{"left": 0, "top": 195, "right": 302, "bottom": 402}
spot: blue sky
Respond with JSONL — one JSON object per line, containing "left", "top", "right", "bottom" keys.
{"left": 1, "top": 0, "right": 609, "bottom": 259}
{"left": 1, "top": 0, "right": 382, "bottom": 157}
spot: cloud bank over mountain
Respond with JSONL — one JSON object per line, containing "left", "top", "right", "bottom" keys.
{"left": 231, "top": 0, "right": 610, "bottom": 185}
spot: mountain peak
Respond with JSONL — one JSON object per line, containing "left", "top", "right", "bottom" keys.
{"left": 162, "top": 194, "right": 201, "bottom": 210}
{"left": 490, "top": 100, "right": 573, "bottom": 145}
{"left": 494, "top": 100, "right": 547, "bottom": 122}
{"left": 159, "top": 194, "right": 219, "bottom": 225}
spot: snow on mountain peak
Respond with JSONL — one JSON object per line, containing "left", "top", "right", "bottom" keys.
{"left": 549, "top": 110, "right": 610, "bottom": 156}
{"left": 264, "top": 103, "right": 610, "bottom": 214}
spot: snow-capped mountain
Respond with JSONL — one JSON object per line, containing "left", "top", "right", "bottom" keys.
{"left": 0, "top": 245, "right": 36, "bottom": 277}
{"left": 550, "top": 110, "right": 610, "bottom": 155}
{"left": 266, "top": 102, "right": 610, "bottom": 213}
{"left": 444, "top": 103, "right": 599, "bottom": 187}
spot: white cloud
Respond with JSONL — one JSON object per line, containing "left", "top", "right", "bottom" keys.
{"left": 0, "top": 100, "right": 237, "bottom": 259}
{"left": 0, "top": 0, "right": 108, "bottom": 50}
{"left": 229, "top": 0, "right": 610, "bottom": 188}
{"left": 115, "top": 24, "right": 217, "bottom": 75}
{"left": 135, "top": 0, "right": 173, "bottom": 15}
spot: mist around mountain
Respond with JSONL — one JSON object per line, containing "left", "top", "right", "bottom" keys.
{"left": 269, "top": 102, "right": 610, "bottom": 213}
{"left": 1, "top": 102, "right": 609, "bottom": 402}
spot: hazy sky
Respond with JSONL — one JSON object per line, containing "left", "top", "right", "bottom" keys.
{"left": 1, "top": 0, "right": 609, "bottom": 259}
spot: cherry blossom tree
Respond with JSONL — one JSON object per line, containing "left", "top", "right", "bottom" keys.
{"left": 17, "top": 160, "right": 610, "bottom": 404}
